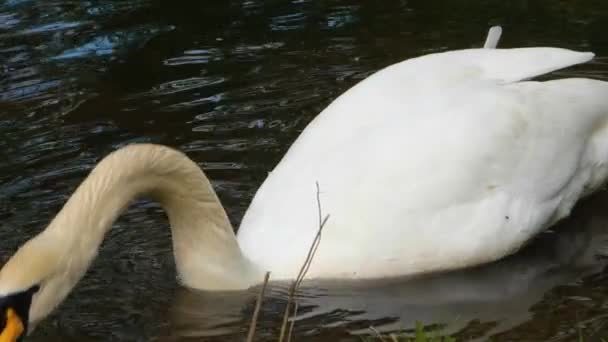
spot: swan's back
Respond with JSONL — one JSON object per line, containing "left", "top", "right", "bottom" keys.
{"left": 237, "top": 47, "right": 608, "bottom": 280}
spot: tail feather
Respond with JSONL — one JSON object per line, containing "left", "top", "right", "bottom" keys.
{"left": 483, "top": 26, "right": 502, "bottom": 49}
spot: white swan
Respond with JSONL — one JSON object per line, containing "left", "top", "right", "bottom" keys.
{"left": 1, "top": 27, "right": 608, "bottom": 339}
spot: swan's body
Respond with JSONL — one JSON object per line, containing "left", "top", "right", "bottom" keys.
{"left": 238, "top": 47, "right": 608, "bottom": 279}
{"left": 1, "top": 28, "right": 608, "bottom": 337}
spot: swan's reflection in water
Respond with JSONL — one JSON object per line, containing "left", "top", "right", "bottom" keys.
{"left": 161, "top": 191, "right": 608, "bottom": 341}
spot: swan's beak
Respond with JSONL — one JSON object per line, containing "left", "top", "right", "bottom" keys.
{"left": 0, "top": 285, "right": 39, "bottom": 342}
{"left": 0, "top": 308, "right": 24, "bottom": 342}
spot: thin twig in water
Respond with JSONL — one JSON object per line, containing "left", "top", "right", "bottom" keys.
{"left": 369, "top": 326, "right": 388, "bottom": 342}
{"left": 278, "top": 181, "right": 330, "bottom": 342}
{"left": 246, "top": 271, "right": 271, "bottom": 342}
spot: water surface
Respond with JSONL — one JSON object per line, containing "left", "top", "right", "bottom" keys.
{"left": 2, "top": 0, "right": 608, "bottom": 341}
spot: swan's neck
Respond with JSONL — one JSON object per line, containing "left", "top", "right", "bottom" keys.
{"left": 43, "top": 145, "right": 262, "bottom": 291}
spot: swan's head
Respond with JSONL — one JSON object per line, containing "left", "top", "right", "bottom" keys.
{"left": 0, "top": 234, "right": 71, "bottom": 341}
{"left": 0, "top": 284, "right": 39, "bottom": 342}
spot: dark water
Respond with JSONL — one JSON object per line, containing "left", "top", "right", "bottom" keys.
{"left": 2, "top": 0, "right": 608, "bottom": 341}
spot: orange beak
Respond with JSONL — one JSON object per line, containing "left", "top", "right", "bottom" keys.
{"left": 0, "top": 308, "right": 24, "bottom": 342}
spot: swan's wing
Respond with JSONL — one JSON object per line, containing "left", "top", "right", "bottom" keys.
{"left": 277, "top": 47, "right": 597, "bottom": 160}
{"left": 395, "top": 47, "right": 594, "bottom": 84}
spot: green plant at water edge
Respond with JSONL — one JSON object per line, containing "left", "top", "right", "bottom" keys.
{"left": 362, "top": 321, "right": 456, "bottom": 342}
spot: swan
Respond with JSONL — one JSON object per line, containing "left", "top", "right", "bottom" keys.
{"left": 1, "top": 27, "right": 608, "bottom": 339}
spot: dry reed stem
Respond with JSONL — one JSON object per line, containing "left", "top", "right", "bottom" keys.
{"left": 278, "top": 181, "right": 329, "bottom": 342}
{"left": 369, "top": 326, "right": 388, "bottom": 342}
{"left": 246, "top": 271, "right": 271, "bottom": 342}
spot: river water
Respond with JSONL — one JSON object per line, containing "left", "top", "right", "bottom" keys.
{"left": 2, "top": 0, "right": 608, "bottom": 341}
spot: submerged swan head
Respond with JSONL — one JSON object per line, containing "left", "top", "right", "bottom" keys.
{"left": 0, "top": 144, "right": 263, "bottom": 340}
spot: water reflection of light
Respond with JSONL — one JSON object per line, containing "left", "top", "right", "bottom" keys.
{"left": 0, "top": 12, "right": 20, "bottom": 29}
{"left": 149, "top": 77, "right": 226, "bottom": 97}
{"left": 4, "top": 0, "right": 33, "bottom": 6}
{"left": 0, "top": 78, "right": 62, "bottom": 102}
{"left": 166, "top": 93, "right": 225, "bottom": 111}
{"left": 21, "top": 21, "right": 84, "bottom": 34}
{"left": 270, "top": 12, "right": 307, "bottom": 31}
{"left": 325, "top": 6, "right": 359, "bottom": 29}
{"left": 164, "top": 48, "right": 224, "bottom": 66}
{"left": 52, "top": 27, "right": 163, "bottom": 60}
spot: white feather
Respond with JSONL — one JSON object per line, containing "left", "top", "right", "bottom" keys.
{"left": 484, "top": 25, "right": 503, "bottom": 49}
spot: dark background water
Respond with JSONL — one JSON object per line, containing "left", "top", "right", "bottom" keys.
{"left": 2, "top": 0, "right": 608, "bottom": 341}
